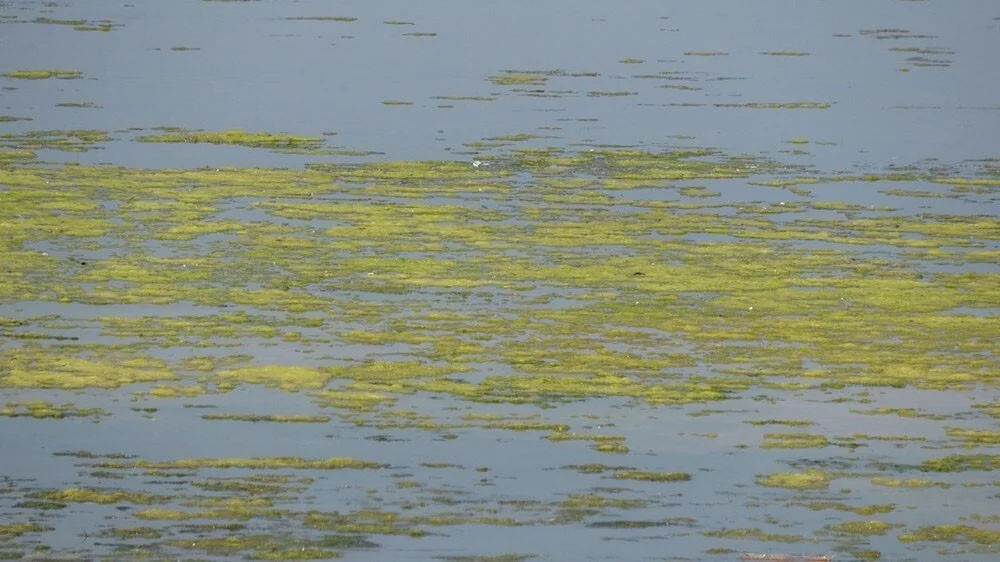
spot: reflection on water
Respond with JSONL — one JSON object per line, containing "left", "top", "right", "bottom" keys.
{"left": 0, "top": 0, "right": 998, "bottom": 560}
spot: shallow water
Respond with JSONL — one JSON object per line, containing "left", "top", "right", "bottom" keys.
{"left": 1, "top": 1, "right": 998, "bottom": 561}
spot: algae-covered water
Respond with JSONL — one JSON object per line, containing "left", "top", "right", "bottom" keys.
{"left": 1, "top": 1, "right": 998, "bottom": 560}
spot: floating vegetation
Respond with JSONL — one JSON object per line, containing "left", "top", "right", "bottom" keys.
{"left": 284, "top": 16, "right": 357, "bottom": 22}
{"left": 432, "top": 96, "right": 495, "bottom": 101}
{"left": 0, "top": 401, "right": 107, "bottom": 420}
{"left": 921, "top": 455, "right": 1000, "bottom": 472}
{"left": 91, "top": 456, "right": 384, "bottom": 470}
{"left": 587, "top": 91, "right": 635, "bottom": 97}
{"left": 898, "top": 525, "right": 1000, "bottom": 545}
{"left": 55, "top": 102, "right": 102, "bottom": 108}
{"left": 381, "top": 100, "right": 414, "bottom": 105}
{"left": 2, "top": 69, "right": 81, "bottom": 80}
{"left": 827, "top": 520, "right": 892, "bottom": 535}
{"left": 761, "top": 51, "right": 810, "bottom": 56}
{"left": 611, "top": 471, "right": 691, "bottom": 482}
{"left": 684, "top": 51, "right": 729, "bottom": 56}
{"left": 702, "top": 528, "right": 810, "bottom": 543}
{"left": 714, "top": 102, "right": 831, "bottom": 109}
{"left": 871, "top": 477, "right": 948, "bottom": 489}
{"left": 790, "top": 502, "right": 895, "bottom": 516}
{"left": 25, "top": 488, "right": 168, "bottom": 505}
{"left": 137, "top": 128, "right": 324, "bottom": 148}
{"left": 761, "top": 433, "right": 830, "bottom": 449}
{"left": 201, "top": 413, "right": 331, "bottom": 423}
{"left": 0, "top": 129, "right": 110, "bottom": 152}
{"left": 757, "top": 471, "right": 832, "bottom": 490}
{"left": 0, "top": 99, "right": 997, "bottom": 562}
{"left": 489, "top": 73, "right": 548, "bottom": 86}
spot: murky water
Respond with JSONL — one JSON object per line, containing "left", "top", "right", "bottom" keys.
{"left": 1, "top": 1, "right": 998, "bottom": 560}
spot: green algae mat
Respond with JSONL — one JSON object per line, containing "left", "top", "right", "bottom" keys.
{"left": 1, "top": 1, "right": 998, "bottom": 561}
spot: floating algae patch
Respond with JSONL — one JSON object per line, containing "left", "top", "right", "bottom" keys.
{"left": 215, "top": 366, "right": 333, "bottom": 391}
{"left": 0, "top": 401, "right": 107, "bottom": 420}
{"left": 761, "top": 433, "right": 830, "bottom": 449}
{"left": 147, "top": 385, "right": 207, "bottom": 399}
{"left": 0, "top": 129, "right": 110, "bottom": 152}
{"left": 921, "top": 455, "right": 1000, "bottom": 472}
{"left": 201, "top": 413, "right": 330, "bottom": 423}
{"left": 871, "top": 477, "right": 949, "bottom": 489}
{"left": 757, "top": 470, "right": 833, "bottom": 490}
{"left": 701, "top": 528, "right": 811, "bottom": 543}
{"left": 137, "top": 129, "right": 324, "bottom": 149}
{"left": 92, "top": 457, "right": 384, "bottom": 471}
{"left": 0, "top": 522, "right": 50, "bottom": 539}
{"left": 790, "top": 502, "right": 895, "bottom": 516}
{"left": 489, "top": 73, "right": 549, "bottom": 86}
{"left": 748, "top": 420, "right": 816, "bottom": 427}
{"left": 945, "top": 428, "right": 1000, "bottom": 446}
{"left": 899, "top": 525, "right": 1000, "bottom": 545}
{"left": 283, "top": 16, "right": 357, "bottom": 22}
{"left": 0, "top": 348, "right": 176, "bottom": 389}
{"left": 55, "top": 102, "right": 101, "bottom": 108}
{"left": 2, "top": 69, "right": 81, "bottom": 80}
{"left": 25, "top": 488, "right": 169, "bottom": 505}
{"left": 713, "top": 102, "right": 830, "bottom": 109}
{"left": 100, "top": 527, "right": 162, "bottom": 539}
{"left": 826, "top": 520, "right": 893, "bottom": 536}
{"left": 169, "top": 533, "right": 352, "bottom": 559}
{"left": 610, "top": 471, "right": 691, "bottom": 482}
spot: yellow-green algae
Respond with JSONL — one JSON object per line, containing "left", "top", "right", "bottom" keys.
{"left": 93, "top": 456, "right": 384, "bottom": 470}
{"left": 757, "top": 470, "right": 833, "bottom": 489}
{"left": 701, "top": 528, "right": 811, "bottom": 543}
{"left": 0, "top": 401, "right": 107, "bottom": 419}
{"left": 760, "top": 433, "right": 830, "bottom": 448}
{"left": 871, "top": 477, "right": 950, "bottom": 489}
{"left": 898, "top": 525, "right": 1000, "bottom": 545}
{"left": 0, "top": 129, "right": 109, "bottom": 152}
{"left": 201, "top": 413, "right": 330, "bottom": 423}
{"left": 610, "top": 471, "right": 691, "bottom": 482}
{"left": 827, "top": 520, "right": 893, "bottom": 535}
{"left": 0, "top": 523, "right": 50, "bottom": 539}
{"left": 0, "top": 147, "right": 997, "bottom": 557}
{"left": 790, "top": 502, "right": 895, "bottom": 516}
{"left": 2, "top": 69, "right": 81, "bottom": 80}
{"left": 25, "top": 488, "right": 168, "bottom": 505}
{"left": 137, "top": 129, "right": 324, "bottom": 148}
{"left": 922, "top": 454, "right": 1000, "bottom": 472}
